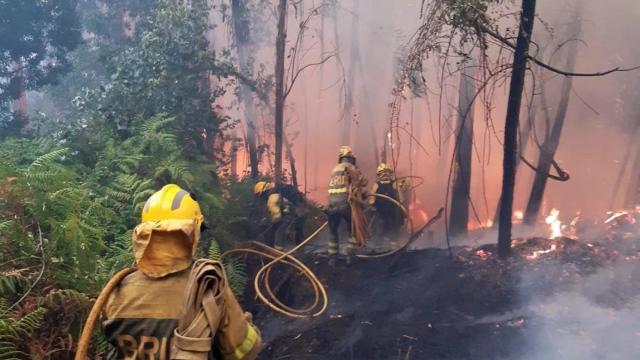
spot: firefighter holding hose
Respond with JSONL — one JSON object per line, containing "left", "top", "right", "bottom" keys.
{"left": 101, "top": 184, "right": 261, "bottom": 359}
{"left": 327, "top": 146, "right": 368, "bottom": 266}
{"left": 254, "top": 180, "right": 306, "bottom": 251}
{"left": 370, "top": 163, "right": 407, "bottom": 236}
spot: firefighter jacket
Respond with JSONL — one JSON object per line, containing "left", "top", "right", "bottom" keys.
{"left": 328, "top": 162, "right": 367, "bottom": 207}
{"left": 369, "top": 180, "right": 404, "bottom": 206}
{"left": 103, "top": 220, "right": 261, "bottom": 360}
{"left": 265, "top": 185, "right": 305, "bottom": 223}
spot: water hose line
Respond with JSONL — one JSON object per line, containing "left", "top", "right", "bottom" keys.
{"left": 75, "top": 267, "right": 136, "bottom": 360}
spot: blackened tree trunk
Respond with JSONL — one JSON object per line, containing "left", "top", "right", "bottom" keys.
{"left": 492, "top": 99, "right": 536, "bottom": 226}
{"left": 231, "top": 0, "right": 260, "bottom": 178}
{"left": 523, "top": 6, "right": 582, "bottom": 225}
{"left": 274, "top": 0, "right": 287, "bottom": 184}
{"left": 230, "top": 133, "right": 239, "bottom": 179}
{"left": 448, "top": 61, "right": 476, "bottom": 238}
{"left": 497, "top": 0, "right": 537, "bottom": 258}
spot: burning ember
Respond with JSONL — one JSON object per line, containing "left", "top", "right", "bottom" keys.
{"left": 604, "top": 210, "right": 636, "bottom": 226}
{"left": 526, "top": 244, "right": 557, "bottom": 260}
{"left": 545, "top": 208, "right": 563, "bottom": 239}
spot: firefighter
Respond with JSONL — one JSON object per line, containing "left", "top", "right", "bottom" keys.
{"left": 254, "top": 180, "right": 306, "bottom": 251}
{"left": 327, "top": 146, "right": 368, "bottom": 266}
{"left": 370, "top": 163, "right": 406, "bottom": 236}
{"left": 103, "top": 184, "right": 261, "bottom": 359}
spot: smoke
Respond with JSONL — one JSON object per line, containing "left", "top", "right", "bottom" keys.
{"left": 516, "top": 260, "right": 640, "bottom": 359}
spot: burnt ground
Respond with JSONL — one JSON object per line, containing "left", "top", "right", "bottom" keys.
{"left": 244, "top": 225, "right": 640, "bottom": 360}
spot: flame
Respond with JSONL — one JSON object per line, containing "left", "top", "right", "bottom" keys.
{"left": 467, "top": 218, "right": 493, "bottom": 230}
{"left": 604, "top": 210, "right": 634, "bottom": 225}
{"left": 526, "top": 244, "right": 557, "bottom": 260}
{"left": 545, "top": 208, "right": 562, "bottom": 239}
{"left": 513, "top": 210, "right": 524, "bottom": 223}
{"left": 407, "top": 199, "right": 428, "bottom": 225}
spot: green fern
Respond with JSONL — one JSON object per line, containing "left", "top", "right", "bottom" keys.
{"left": 0, "top": 298, "right": 45, "bottom": 360}
{"left": 29, "top": 148, "right": 69, "bottom": 169}
{"left": 0, "top": 275, "right": 28, "bottom": 300}
{"left": 207, "top": 240, "right": 246, "bottom": 298}
{"left": 0, "top": 221, "right": 14, "bottom": 233}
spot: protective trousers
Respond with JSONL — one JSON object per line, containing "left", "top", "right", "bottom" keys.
{"left": 327, "top": 204, "right": 356, "bottom": 258}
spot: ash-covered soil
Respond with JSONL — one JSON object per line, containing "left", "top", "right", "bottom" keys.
{"left": 245, "top": 226, "right": 640, "bottom": 360}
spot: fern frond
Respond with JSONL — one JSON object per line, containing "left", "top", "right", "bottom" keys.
{"left": 13, "top": 308, "right": 44, "bottom": 338}
{"left": 0, "top": 221, "right": 14, "bottom": 233}
{"left": 38, "top": 289, "right": 91, "bottom": 311}
{"left": 0, "top": 275, "right": 28, "bottom": 299}
{"left": 208, "top": 240, "right": 222, "bottom": 261}
{"left": 29, "top": 148, "right": 69, "bottom": 168}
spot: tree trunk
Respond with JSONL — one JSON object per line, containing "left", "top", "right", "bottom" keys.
{"left": 493, "top": 101, "right": 536, "bottom": 225}
{"left": 285, "top": 136, "right": 298, "bottom": 189}
{"left": 313, "top": 1, "right": 326, "bottom": 190}
{"left": 231, "top": 0, "right": 260, "bottom": 178}
{"left": 523, "top": 5, "right": 582, "bottom": 225}
{"left": 448, "top": 61, "right": 476, "bottom": 238}
{"left": 497, "top": 0, "right": 537, "bottom": 258}
{"left": 274, "top": 0, "right": 287, "bottom": 184}
{"left": 11, "top": 60, "right": 28, "bottom": 133}
{"left": 230, "top": 133, "right": 239, "bottom": 179}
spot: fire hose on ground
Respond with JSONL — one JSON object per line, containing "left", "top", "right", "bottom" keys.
{"left": 75, "top": 193, "right": 440, "bottom": 358}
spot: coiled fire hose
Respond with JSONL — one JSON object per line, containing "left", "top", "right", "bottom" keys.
{"left": 222, "top": 222, "right": 329, "bottom": 319}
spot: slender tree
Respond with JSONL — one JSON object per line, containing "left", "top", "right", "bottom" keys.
{"left": 341, "top": 0, "right": 360, "bottom": 146}
{"left": 231, "top": 0, "right": 260, "bottom": 178}
{"left": 449, "top": 60, "right": 476, "bottom": 238}
{"left": 498, "top": 0, "right": 537, "bottom": 258}
{"left": 523, "top": 4, "right": 582, "bottom": 225}
{"left": 274, "top": 0, "right": 288, "bottom": 184}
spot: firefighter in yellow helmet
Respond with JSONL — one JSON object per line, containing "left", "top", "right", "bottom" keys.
{"left": 327, "top": 146, "right": 368, "bottom": 266}
{"left": 102, "top": 184, "right": 261, "bottom": 359}
{"left": 370, "top": 163, "right": 406, "bottom": 236}
{"left": 254, "top": 180, "right": 306, "bottom": 251}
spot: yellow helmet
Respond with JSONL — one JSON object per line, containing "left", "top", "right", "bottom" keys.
{"left": 376, "top": 162, "right": 393, "bottom": 175}
{"left": 338, "top": 146, "right": 354, "bottom": 159}
{"left": 141, "top": 184, "right": 204, "bottom": 226}
{"left": 254, "top": 181, "right": 274, "bottom": 196}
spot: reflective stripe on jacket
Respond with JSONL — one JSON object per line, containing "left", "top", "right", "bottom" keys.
{"left": 328, "top": 162, "right": 367, "bottom": 206}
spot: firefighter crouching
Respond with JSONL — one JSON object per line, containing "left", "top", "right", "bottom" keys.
{"left": 103, "top": 184, "right": 261, "bottom": 359}
{"left": 370, "top": 163, "right": 406, "bottom": 236}
{"left": 327, "top": 146, "right": 368, "bottom": 266}
{"left": 254, "top": 181, "right": 306, "bottom": 251}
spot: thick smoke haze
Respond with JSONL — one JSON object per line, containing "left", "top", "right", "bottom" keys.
{"left": 220, "top": 0, "right": 640, "bottom": 229}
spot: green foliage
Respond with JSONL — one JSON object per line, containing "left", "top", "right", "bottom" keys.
{"left": 0, "top": 0, "right": 258, "bottom": 356}
{"left": 208, "top": 241, "right": 247, "bottom": 299}
{"left": 0, "top": 298, "right": 45, "bottom": 360}
{"left": 0, "top": 0, "right": 82, "bottom": 118}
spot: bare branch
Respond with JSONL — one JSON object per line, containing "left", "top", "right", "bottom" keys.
{"left": 284, "top": 54, "right": 336, "bottom": 99}
{"left": 480, "top": 24, "right": 640, "bottom": 77}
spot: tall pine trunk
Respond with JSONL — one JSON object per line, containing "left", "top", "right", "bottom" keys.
{"left": 448, "top": 61, "right": 476, "bottom": 238}
{"left": 231, "top": 0, "right": 260, "bottom": 178}
{"left": 274, "top": 0, "right": 287, "bottom": 184}
{"left": 523, "top": 5, "right": 582, "bottom": 225}
{"left": 497, "top": 0, "right": 537, "bottom": 258}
